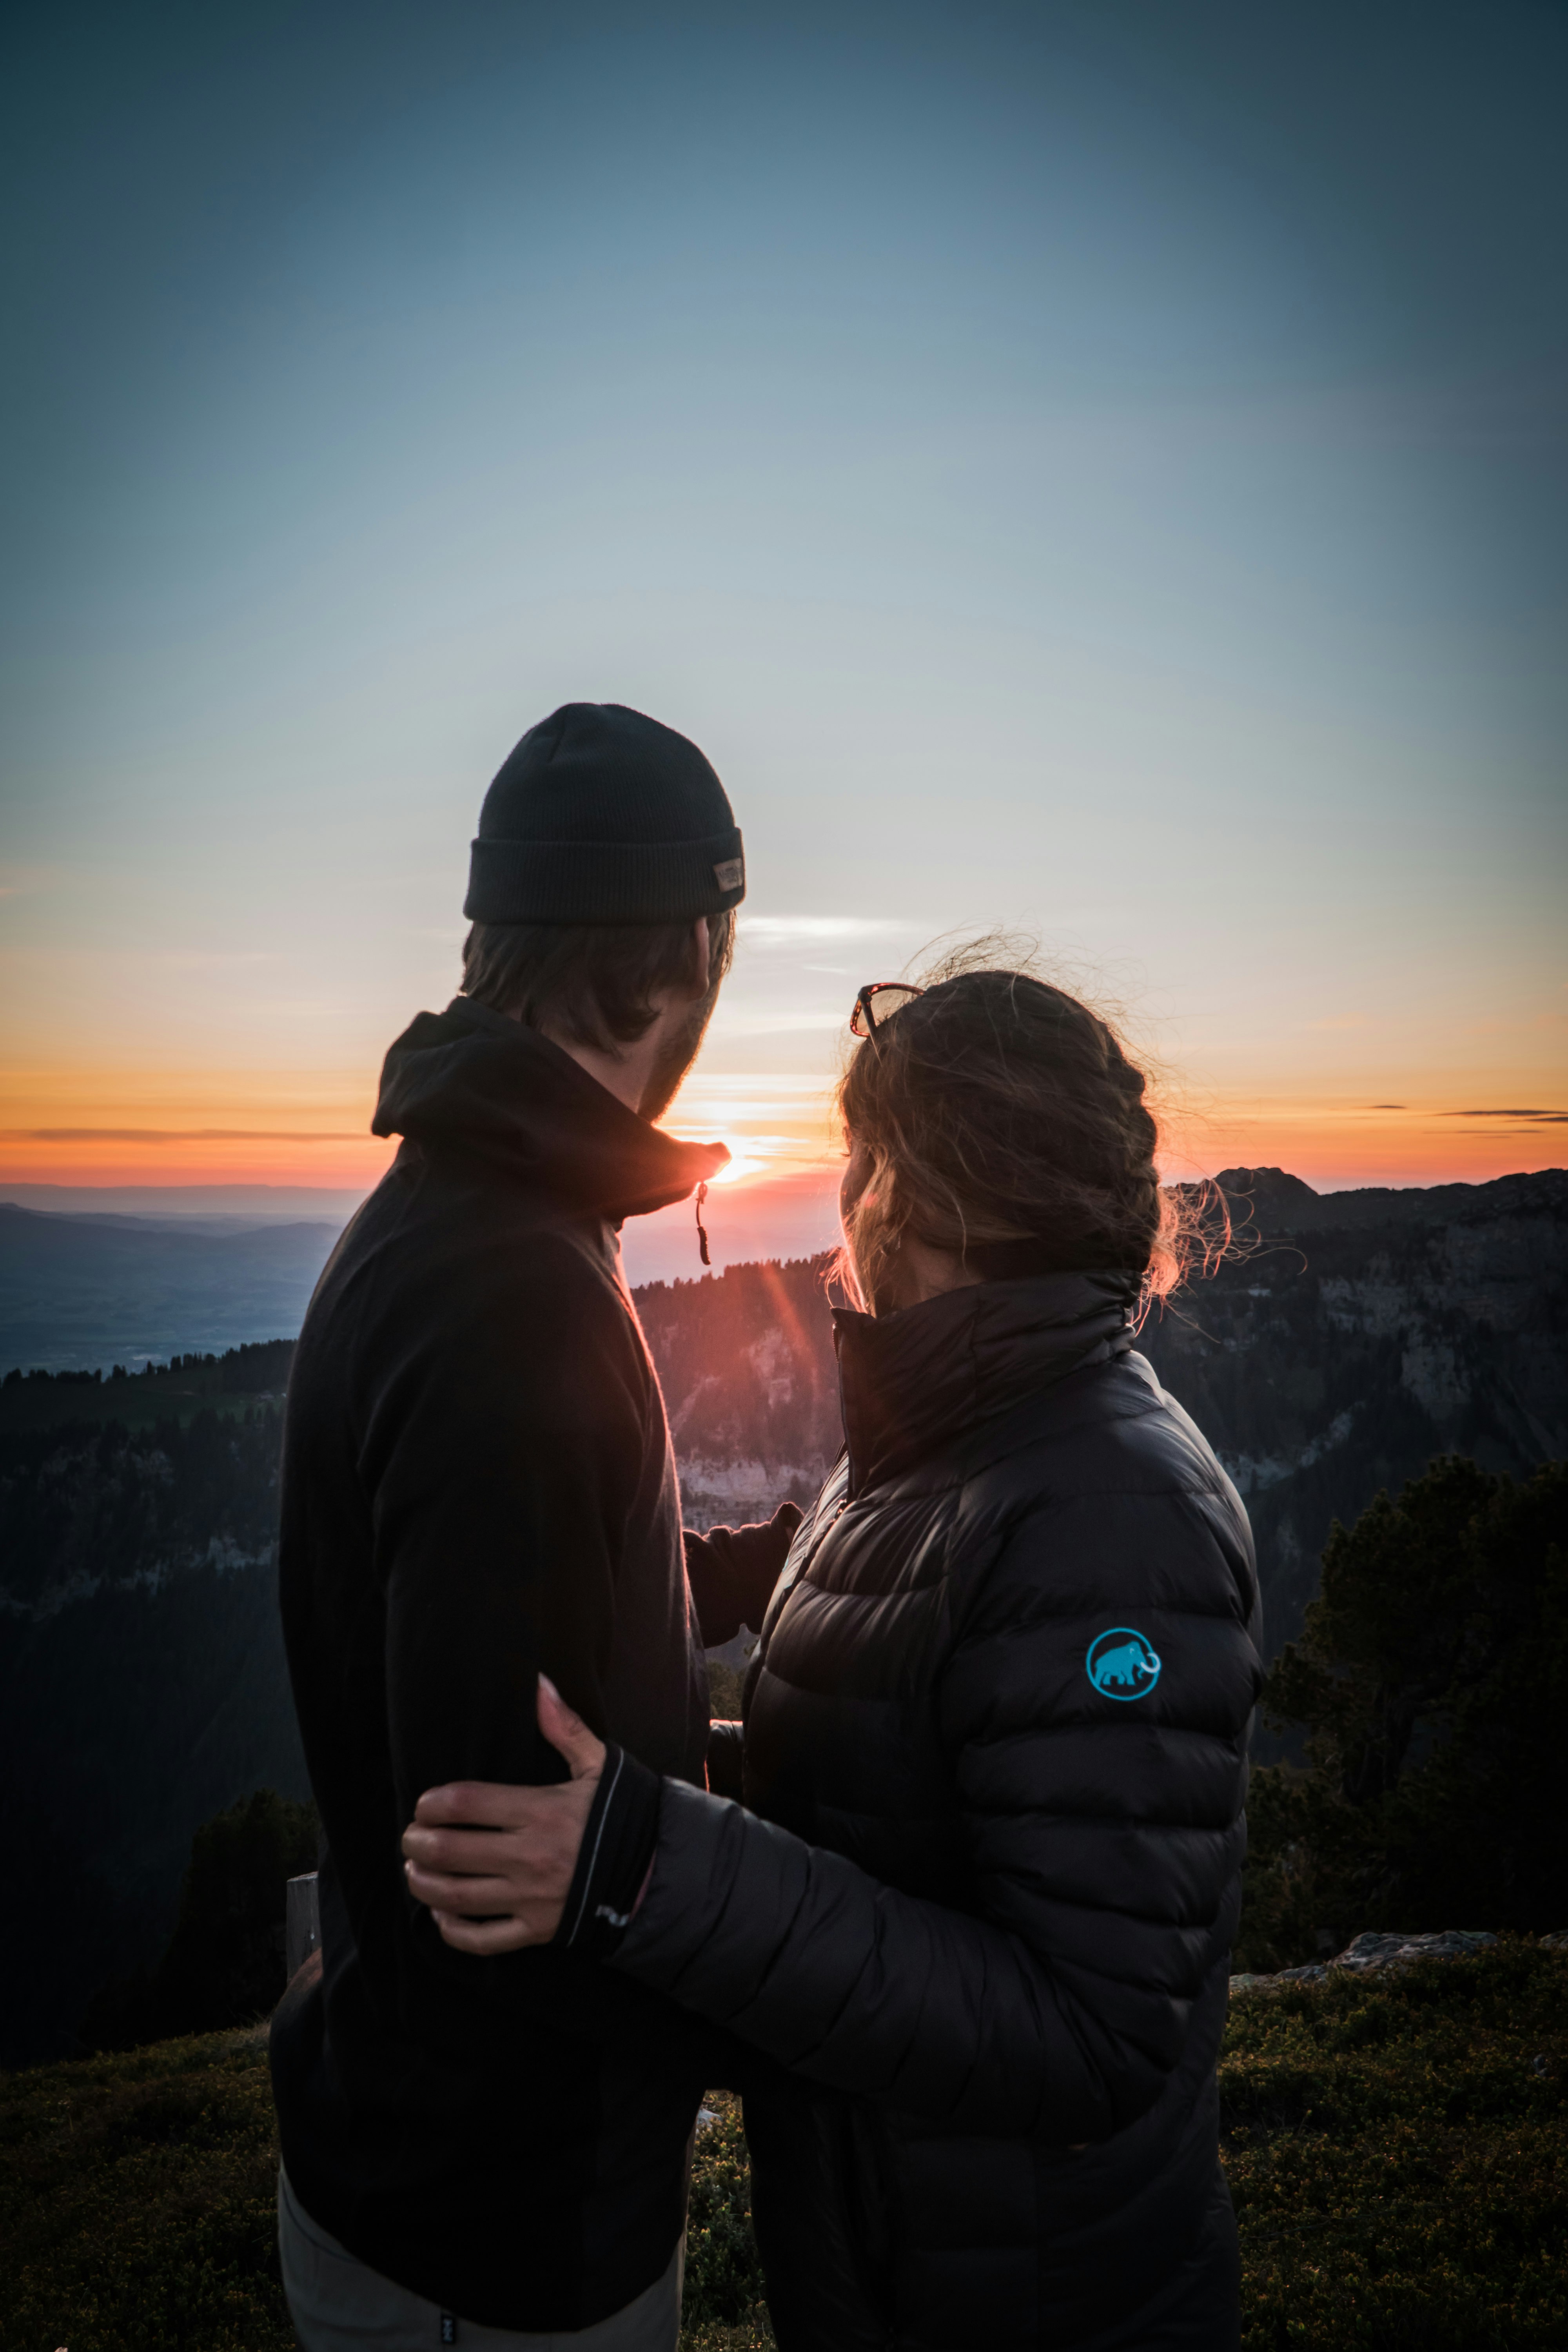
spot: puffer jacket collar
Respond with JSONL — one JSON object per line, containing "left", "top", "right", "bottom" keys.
{"left": 833, "top": 1271, "right": 1140, "bottom": 1496}
{"left": 371, "top": 996, "right": 726, "bottom": 1221}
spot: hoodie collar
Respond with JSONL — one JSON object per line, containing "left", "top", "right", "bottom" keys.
{"left": 372, "top": 996, "right": 726, "bottom": 1222}
{"left": 833, "top": 1271, "right": 1139, "bottom": 1496}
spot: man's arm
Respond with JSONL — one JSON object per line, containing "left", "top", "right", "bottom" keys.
{"left": 372, "top": 1263, "right": 637, "bottom": 1798}
{"left": 365, "top": 1245, "right": 730, "bottom": 2068}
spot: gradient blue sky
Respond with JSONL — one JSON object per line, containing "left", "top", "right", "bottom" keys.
{"left": 2, "top": 0, "right": 1564, "bottom": 1203}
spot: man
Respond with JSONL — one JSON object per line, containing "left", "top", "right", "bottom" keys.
{"left": 270, "top": 704, "right": 797, "bottom": 2349}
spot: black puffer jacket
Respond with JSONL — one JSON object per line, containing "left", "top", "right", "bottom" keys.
{"left": 592, "top": 1272, "right": 1263, "bottom": 2350}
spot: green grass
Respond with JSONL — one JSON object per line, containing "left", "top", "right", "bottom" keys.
{"left": 0, "top": 2026, "right": 285, "bottom": 2352}
{"left": 2, "top": 1945, "right": 1562, "bottom": 2352}
{"left": 1224, "top": 1939, "right": 1567, "bottom": 2350}
{"left": 0, "top": 2040, "right": 770, "bottom": 2352}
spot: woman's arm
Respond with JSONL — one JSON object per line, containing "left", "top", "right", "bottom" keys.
{"left": 406, "top": 1490, "right": 1261, "bottom": 2143}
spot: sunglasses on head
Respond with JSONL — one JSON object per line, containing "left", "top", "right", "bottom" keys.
{"left": 850, "top": 982, "right": 925, "bottom": 1038}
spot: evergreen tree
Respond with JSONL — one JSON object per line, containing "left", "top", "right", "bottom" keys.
{"left": 1238, "top": 1456, "right": 1568, "bottom": 1969}
{"left": 82, "top": 1788, "right": 318, "bottom": 2049}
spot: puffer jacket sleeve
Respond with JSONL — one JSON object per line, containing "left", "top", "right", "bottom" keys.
{"left": 608, "top": 1479, "right": 1262, "bottom": 2145}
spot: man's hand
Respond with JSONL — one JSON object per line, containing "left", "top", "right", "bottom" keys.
{"left": 401, "top": 1676, "right": 606, "bottom": 1954}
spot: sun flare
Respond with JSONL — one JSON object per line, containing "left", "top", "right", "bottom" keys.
{"left": 708, "top": 1147, "right": 766, "bottom": 1185}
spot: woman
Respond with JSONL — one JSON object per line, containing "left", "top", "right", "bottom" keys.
{"left": 403, "top": 963, "right": 1263, "bottom": 2352}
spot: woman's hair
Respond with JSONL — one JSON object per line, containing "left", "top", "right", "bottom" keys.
{"left": 838, "top": 948, "right": 1189, "bottom": 1312}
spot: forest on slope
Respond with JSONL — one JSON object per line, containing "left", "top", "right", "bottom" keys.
{"left": 1, "top": 1167, "right": 1562, "bottom": 2062}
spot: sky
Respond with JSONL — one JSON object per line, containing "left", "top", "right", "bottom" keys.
{"left": 2, "top": 0, "right": 1564, "bottom": 1241}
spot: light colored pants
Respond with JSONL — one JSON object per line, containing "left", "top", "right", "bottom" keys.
{"left": 278, "top": 2166, "right": 685, "bottom": 2351}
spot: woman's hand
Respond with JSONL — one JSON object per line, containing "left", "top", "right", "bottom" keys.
{"left": 401, "top": 1676, "right": 605, "bottom": 1953}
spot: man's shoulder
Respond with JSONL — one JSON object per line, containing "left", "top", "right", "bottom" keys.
{"left": 300, "top": 1160, "right": 644, "bottom": 1385}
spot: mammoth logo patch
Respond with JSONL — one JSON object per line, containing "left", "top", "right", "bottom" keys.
{"left": 1086, "top": 1626, "right": 1161, "bottom": 1701}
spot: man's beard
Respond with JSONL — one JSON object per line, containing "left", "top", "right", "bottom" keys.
{"left": 638, "top": 974, "right": 723, "bottom": 1123}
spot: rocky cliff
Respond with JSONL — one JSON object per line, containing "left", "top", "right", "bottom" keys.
{"left": 1140, "top": 1167, "right": 1567, "bottom": 1671}
{"left": 635, "top": 1254, "right": 845, "bottom": 1531}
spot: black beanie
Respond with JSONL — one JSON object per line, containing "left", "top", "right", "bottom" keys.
{"left": 463, "top": 703, "right": 745, "bottom": 926}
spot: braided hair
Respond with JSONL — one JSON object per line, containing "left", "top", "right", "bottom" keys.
{"left": 838, "top": 964, "right": 1179, "bottom": 1313}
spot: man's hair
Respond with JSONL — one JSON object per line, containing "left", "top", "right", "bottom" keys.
{"left": 838, "top": 952, "right": 1186, "bottom": 1311}
{"left": 461, "top": 910, "right": 736, "bottom": 1052}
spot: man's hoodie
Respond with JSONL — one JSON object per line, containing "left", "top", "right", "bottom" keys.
{"left": 270, "top": 997, "right": 738, "bottom": 2331}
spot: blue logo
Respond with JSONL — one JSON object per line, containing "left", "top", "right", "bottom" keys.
{"left": 1086, "top": 1627, "right": 1161, "bottom": 1701}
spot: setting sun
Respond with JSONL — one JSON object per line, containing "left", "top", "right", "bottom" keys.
{"left": 707, "top": 1149, "right": 767, "bottom": 1185}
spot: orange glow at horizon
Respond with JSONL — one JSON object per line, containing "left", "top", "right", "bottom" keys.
{"left": 1154, "top": 1083, "right": 1568, "bottom": 1193}
{"left": 2, "top": 1052, "right": 1561, "bottom": 1198}
{"left": 0, "top": 1059, "right": 396, "bottom": 1189}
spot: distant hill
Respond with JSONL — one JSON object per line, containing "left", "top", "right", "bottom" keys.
{"left": 0, "top": 1181, "right": 370, "bottom": 1219}
{"left": 1209, "top": 1162, "right": 1568, "bottom": 1234}
{"left": 0, "top": 1205, "right": 345, "bottom": 1373}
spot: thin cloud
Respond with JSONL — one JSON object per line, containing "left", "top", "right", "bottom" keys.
{"left": 739, "top": 916, "right": 926, "bottom": 944}
{"left": 1444, "top": 1108, "right": 1566, "bottom": 1121}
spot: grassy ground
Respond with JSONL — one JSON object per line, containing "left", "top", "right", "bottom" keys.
{"left": 1223, "top": 1938, "right": 1566, "bottom": 2349}
{"left": 1, "top": 1944, "right": 1561, "bottom": 2351}
{"left": 0, "top": 2025, "right": 284, "bottom": 2352}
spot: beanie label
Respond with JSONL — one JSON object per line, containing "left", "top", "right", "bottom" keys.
{"left": 713, "top": 857, "right": 744, "bottom": 891}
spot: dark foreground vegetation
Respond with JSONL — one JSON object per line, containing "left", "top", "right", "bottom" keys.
{"left": 80, "top": 1791, "right": 319, "bottom": 2055}
{"left": 1238, "top": 1456, "right": 1568, "bottom": 1971}
{"left": 2, "top": 1944, "right": 1562, "bottom": 2352}
{"left": 0, "top": 1403, "right": 309, "bottom": 2066}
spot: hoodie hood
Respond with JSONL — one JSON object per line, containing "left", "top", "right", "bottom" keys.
{"left": 833, "top": 1270, "right": 1139, "bottom": 1495}
{"left": 372, "top": 996, "right": 726, "bottom": 1222}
